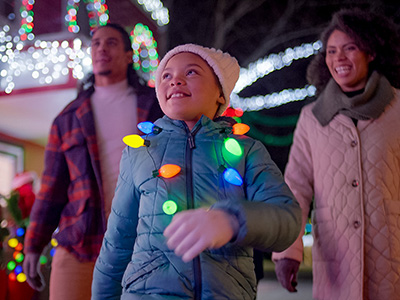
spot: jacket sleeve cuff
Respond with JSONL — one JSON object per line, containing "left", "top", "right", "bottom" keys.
{"left": 210, "top": 200, "right": 247, "bottom": 243}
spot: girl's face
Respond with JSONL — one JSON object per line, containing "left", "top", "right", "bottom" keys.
{"left": 158, "top": 53, "right": 225, "bottom": 130}
{"left": 325, "top": 30, "right": 374, "bottom": 92}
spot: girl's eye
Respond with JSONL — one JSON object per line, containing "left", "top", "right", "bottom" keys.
{"left": 327, "top": 49, "right": 336, "bottom": 55}
{"left": 187, "top": 69, "right": 197, "bottom": 76}
{"left": 162, "top": 73, "right": 171, "bottom": 80}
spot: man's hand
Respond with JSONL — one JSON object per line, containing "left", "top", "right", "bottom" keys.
{"left": 274, "top": 258, "right": 300, "bottom": 292}
{"left": 23, "top": 252, "right": 46, "bottom": 291}
{"left": 164, "top": 208, "right": 239, "bottom": 262}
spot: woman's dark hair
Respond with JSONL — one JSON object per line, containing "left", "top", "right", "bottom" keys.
{"left": 78, "top": 23, "right": 143, "bottom": 92}
{"left": 307, "top": 8, "right": 400, "bottom": 95}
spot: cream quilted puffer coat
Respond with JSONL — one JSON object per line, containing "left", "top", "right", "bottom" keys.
{"left": 273, "top": 89, "right": 400, "bottom": 300}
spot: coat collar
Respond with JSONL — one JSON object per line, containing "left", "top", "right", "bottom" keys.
{"left": 154, "top": 115, "right": 235, "bottom": 134}
{"left": 312, "top": 72, "right": 393, "bottom": 126}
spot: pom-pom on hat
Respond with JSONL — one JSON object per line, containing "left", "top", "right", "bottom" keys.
{"left": 155, "top": 44, "right": 240, "bottom": 116}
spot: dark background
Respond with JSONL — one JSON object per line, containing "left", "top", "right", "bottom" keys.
{"left": 161, "top": 0, "right": 399, "bottom": 171}
{"left": 3, "top": 0, "right": 399, "bottom": 169}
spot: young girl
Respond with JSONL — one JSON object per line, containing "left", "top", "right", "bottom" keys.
{"left": 92, "top": 44, "right": 301, "bottom": 299}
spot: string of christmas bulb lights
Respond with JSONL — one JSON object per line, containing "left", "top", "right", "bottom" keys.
{"left": 122, "top": 119, "right": 250, "bottom": 215}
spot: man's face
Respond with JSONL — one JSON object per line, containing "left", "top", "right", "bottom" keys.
{"left": 91, "top": 26, "right": 133, "bottom": 85}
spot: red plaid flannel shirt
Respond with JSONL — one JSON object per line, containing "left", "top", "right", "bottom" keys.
{"left": 25, "top": 84, "right": 162, "bottom": 261}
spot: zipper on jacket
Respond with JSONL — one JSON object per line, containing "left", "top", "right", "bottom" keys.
{"left": 183, "top": 122, "right": 202, "bottom": 300}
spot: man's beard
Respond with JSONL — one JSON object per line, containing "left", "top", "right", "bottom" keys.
{"left": 97, "top": 70, "right": 112, "bottom": 76}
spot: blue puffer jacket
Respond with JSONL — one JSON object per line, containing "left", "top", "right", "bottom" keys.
{"left": 92, "top": 115, "right": 301, "bottom": 300}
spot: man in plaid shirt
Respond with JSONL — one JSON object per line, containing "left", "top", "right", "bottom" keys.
{"left": 23, "top": 23, "right": 162, "bottom": 300}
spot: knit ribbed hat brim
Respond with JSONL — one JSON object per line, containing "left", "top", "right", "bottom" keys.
{"left": 155, "top": 44, "right": 240, "bottom": 116}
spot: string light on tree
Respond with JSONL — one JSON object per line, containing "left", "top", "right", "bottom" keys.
{"left": 86, "top": 0, "right": 109, "bottom": 33}
{"left": 136, "top": 0, "right": 169, "bottom": 26}
{"left": 65, "top": 0, "right": 80, "bottom": 33}
{"left": 65, "top": 0, "right": 109, "bottom": 34}
{"left": 131, "top": 23, "right": 159, "bottom": 87}
{"left": 19, "top": 0, "right": 35, "bottom": 41}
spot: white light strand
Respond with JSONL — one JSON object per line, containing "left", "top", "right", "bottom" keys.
{"left": 233, "top": 41, "right": 322, "bottom": 94}
{"left": 0, "top": 25, "right": 92, "bottom": 94}
{"left": 228, "top": 40, "right": 322, "bottom": 111}
{"left": 1, "top": 17, "right": 318, "bottom": 111}
{"left": 136, "top": 0, "right": 169, "bottom": 26}
{"left": 231, "top": 85, "right": 316, "bottom": 112}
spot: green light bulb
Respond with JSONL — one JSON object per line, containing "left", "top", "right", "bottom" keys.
{"left": 40, "top": 255, "right": 48, "bottom": 265}
{"left": 7, "top": 261, "right": 16, "bottom": 271}
{"left": 163, "top": 200, "right": 177, "bottom": 215}
{"left": 224, "top": 138, "right": 243, "bottom": 156}
{"left": 15, "top": 253, "right": 24, "bottom": 263}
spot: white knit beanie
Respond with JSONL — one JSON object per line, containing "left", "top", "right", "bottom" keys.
{"left": 155, "top": 44, "right": 240, "bottom": 116}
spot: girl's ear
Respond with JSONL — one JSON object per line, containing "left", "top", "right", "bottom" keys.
{"left": 217, "top": 94, "right": 225, "bottom": 105}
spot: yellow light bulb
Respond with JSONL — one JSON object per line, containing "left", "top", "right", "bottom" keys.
{"left": 8, "top": 238, "right": 18, "bottom": 248}
{"left": 123, "top": 134, "right": 148, "bottom": 148}
{"left": 16, "top": 273, "right": 27, "bottom": 282}
{"left": 51, "top": 238, "right": 58, "bottom": 247}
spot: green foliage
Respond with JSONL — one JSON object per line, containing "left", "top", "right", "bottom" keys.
{"left": 0, "top": 227, "right": 9, "bottom": 243}
{"left": 4, "top": 191, "right": 23, "bottom": 226}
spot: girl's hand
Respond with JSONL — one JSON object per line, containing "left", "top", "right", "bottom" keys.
{"left": 164, "top": 208, "right": 239, "bottom": 262}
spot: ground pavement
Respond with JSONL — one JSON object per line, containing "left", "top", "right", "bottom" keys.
{"left": 256, "top": 261, "right": 313, "bottom": 300}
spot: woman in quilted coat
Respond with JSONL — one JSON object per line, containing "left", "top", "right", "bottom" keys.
{"left": 91, "top": 44, "right": 301, "bottom": 300}
{"left": 272, "top": 8, "right": 400, "bottom": 300}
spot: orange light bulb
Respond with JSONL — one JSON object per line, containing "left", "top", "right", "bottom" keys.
{"left": 15, "top": 243, "right": 23, "bottom": 251}
{"left": 159, "top": 164, "right": 181, "bottom": 178}
{"left": 232, "top": 123, "right": 250, "bottom": 135}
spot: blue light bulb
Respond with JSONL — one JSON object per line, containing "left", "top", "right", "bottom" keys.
{"left": 223, "top": 168, "right": 243, "bottom": 186}
{"left": 15, "top": 265, "right": 22, "bottom": 275}
{"left": 137, "top": 121, "right": 155, "bottom": 134}
{"left": 16, "top": 227, "right": 25, "bottom": 236}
